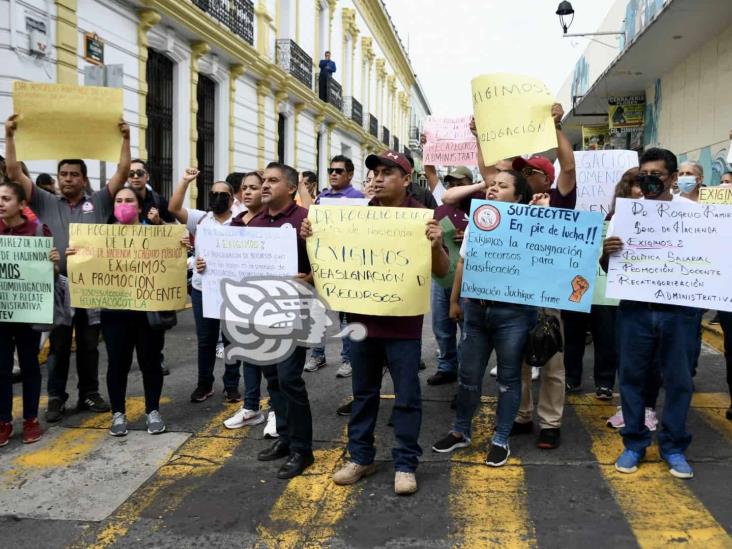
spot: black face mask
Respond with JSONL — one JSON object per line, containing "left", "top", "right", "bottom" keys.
{"left": 638, "top": 175, "right": 664, "bottom": 199}
{"left": 210, "top": 193, "right": 230, "bottom": 214}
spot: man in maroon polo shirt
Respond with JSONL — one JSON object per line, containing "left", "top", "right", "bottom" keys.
{"left": 325, "top": 150, "right": 449, "bottom": 495}
{"left": 248, "top": 162, "right": 314, "bottom": 480}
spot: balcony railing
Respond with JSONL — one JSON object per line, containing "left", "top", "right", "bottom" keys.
{"left": 192, "top": 0, "right": 254, "bottom": 45}
{"left": 325, "top": 77, "right": 343, "bottom": 111}
{"left": 369, "top": 114, "right": 378, "bottom": 138}
{"left": 382, "top": 126, "right": 390, "bottom": 147}
{"left": 343, "top": 97, "right": 363, "bottom": 126}
{"left": 275, "top": 39, "right": 312, "bottom": 89}
{"left": 409, "top": 126, "right": 419, "bottom": 140}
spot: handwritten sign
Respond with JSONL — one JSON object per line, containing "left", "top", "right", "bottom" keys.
{"left": 699, "top": 187, "right": 732, "bottom": 204}
{"left": 592, "top": 222, "right": 619, "bottom": 306}
{"left": 461, "top": 200, "right": 604, "bottom": 312}
{"left": 196, "top": 225, "right": 298, "bottom": 319}
{"left": 422, "top": 116, "right": 478, "bottom": 166}
{"left": 307, "top": 205, "right": 433, "bottom": 316}
{"left": 554, "top": 150, "right": 638, "bottom": 215}
{"left": 0, "top": 236, "right": 53, "bottom": 323}
{"left": 606, "top": 199, "right": 732, "bottom": 311}
{"left": 12, "top": 81, "right": 123, "bottom": 161}
{"left": 471, "top": 73, "right": 557, "bottom": 166}
{"left": 67, "top": 224, "right": 187, "bottom": 311}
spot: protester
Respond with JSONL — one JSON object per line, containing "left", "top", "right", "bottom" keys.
{"left": 36, "top": 173, "right": 56, "bottom": 195}
{"left": 432, "top": 170, "right": 535, "bottom": 466}
{"left": 602, "top": 147, "right": 699, "bottom": 478}
{"left": 302, "top": 149, "right": 449, "bottom": 495}
{"left": 717, "top": 312, "right": 732, "bottom": 420}
{"left": 299, "top": 171, "right": 318, "bottom": 206}
{"left": 126, "top": 159, "right": 177, "bottom": 226}
{"left": 404, "top": 150, "right": 438, "bottom": 209}
{"left": 225, "top": 172, "right": 246, "bottom": 217}
{"left": 67, "top": 187, "right": 175, "bottom": 436}
{"left": 318, "top": 51, "right": 336, "bottom": 102}
{"left": 363, "top": 169, "right": 375, "bottom": 199}
{"left": 4, "top": 114, "right": 131, "bottom": 422}
{"left": 720, "top": 171, "right": 732, "bottom": 187}
{"left": 304, "top": 155, "right": 363, "bottom": 377}
{"left": 0, "top": 181, "right": 59, "bottom": 446}
{"left": 247, "top": 162, "right": 314, "bottom": 480}
{"left": 677, "top": 161, "right": 703, "bottom": 202}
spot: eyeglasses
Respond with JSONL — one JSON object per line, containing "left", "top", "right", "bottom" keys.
{"left": 128, "top": 169, "right": 147, "bottom": 178}
{"left": 521, "top": 167, "right": 545, "bottom": 177}
{"left": 209, "top": 191, "right": 231, "bottom": 199}
{"left": 328, "top": 168, "right": 345, "bottom": 175}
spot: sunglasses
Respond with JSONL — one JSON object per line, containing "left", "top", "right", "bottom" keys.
{"left": 521, "top": 167, "right": 545, "bottom": 177}
{"left": 328, "top": 168, "right": 346, "bottom": 175}
{"left": 209, "top": 191, "right": 231, "bottom": 199}
{"left": 128, "top": 169, "right": 147, "bottom": 178}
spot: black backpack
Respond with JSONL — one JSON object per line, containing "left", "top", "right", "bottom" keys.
{"left": 524, "top": 312, "right": 563, "bottom": 367}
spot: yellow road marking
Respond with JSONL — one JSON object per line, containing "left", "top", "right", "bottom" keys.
{"left": 255, "top": 429, "right": 359, "bottom": 549}
{"left": 691, "top": 393, "right": 732, "bottom": 447}
{"left": 11, "top": 395, "right": 48, "bottom": 420}
{"left": 70, "top": 402, "right": 252, "bottom": 549}
{"left": 449, "top": 402, "right": 537, "bottom": 548}
{"left": 574, "top": 402, "right": 732, "bottom": 548}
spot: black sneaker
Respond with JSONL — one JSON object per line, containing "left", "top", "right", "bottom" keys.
{"left": 485, "top": 443, "right": 510, "bottom": 467}
{"left": 537, "top": 428, "right": 561, "bottom": 449}
{"left": 336, "top": 400, "right": 353, "bottom": 416}
{"left": 565, "top": 383, "right": 582, "bottom": 394}
{"left": 427, "top": 371, "right": 457, "bottom": 386}
{"left": 45, "top": 398, "right": 66, "bottom": 423}
{"left": 510, "top": 421, "right": 533, "bottom": 436}
{"left": 190, "top": 385, "right": 214, "bottom": 403}
{"left": 77, "top": 393, "right": 110, "bottom": 413}
{"left": 432, "top": 432, "right": 470, "bottom": 453}
{"left": 224, "top": 389, "right": 242, "bottom": 403}
{"left": 595, "top": 386, "right": 613, "bottom": 400}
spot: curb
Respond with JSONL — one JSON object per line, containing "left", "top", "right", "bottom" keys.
{"left": 702, "top": 320, "right": 724, "bottom": 354}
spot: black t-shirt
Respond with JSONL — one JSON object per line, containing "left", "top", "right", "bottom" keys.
{"left": 141, "top": 190, "right": 175, "bottom": 223}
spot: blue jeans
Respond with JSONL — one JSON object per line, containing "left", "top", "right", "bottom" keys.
{"left": 311, "top": 312, "right": 351, "bottom": 362}
{"left": 242, "top": 363, "right": 262, "bottom": 411}
{"left": 0, "top": 323, "right": 42, "bottom": 422}
{"left": 453, "top": 300, "right": 536, "bottom": 446}
{"left": 618, "top": 301, "right": 699, "bottom": 455}
{"left": 432, "top": 281, "right": 461, "bottom": 375}
{"left": 191, "top": 288, "right": 240, "bottom": 391}
{"left": 261, "top": 346, "right": 311, "bottom": 452}
{"left": 348, "top": 338, "right": 422, "bottom": 472}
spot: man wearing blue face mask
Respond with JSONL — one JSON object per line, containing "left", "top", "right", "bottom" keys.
{"left": 676, "top": 161, "right": 703, "bottom": 203}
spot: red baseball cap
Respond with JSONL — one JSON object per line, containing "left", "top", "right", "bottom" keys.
{"left": 512, "top": 155, "right": 555, "bottom": 182}
{"left": 365, "top": 150, "right": 412, "bottom": 175}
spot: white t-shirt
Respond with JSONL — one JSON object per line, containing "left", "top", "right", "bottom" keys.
{"left": 187, "top": 209, "right": 233, "bottom": 291}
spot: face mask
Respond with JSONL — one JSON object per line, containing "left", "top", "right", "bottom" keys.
{"left": 677, "top": 175, "right": 697, "bottom": 194}
{"left": 114, "top": 203, "right": 139, "bottom": 224}
{"left": 210, "top": 193, "right": 230, "bottom": 215}
{"left": 638, "top": 175, "right": 665, "bottom": 199}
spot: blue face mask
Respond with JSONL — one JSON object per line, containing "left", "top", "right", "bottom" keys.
{"left": 677, "top": 175, "right": 697, "bottom": 194}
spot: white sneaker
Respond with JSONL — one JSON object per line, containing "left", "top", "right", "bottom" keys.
{"left": 223, "top": 407, "right": 264, "bottom": 430}
{"left": 531, "top": 367, "right": 540, "bottom": 381}
{"left": 263, "top": 411, "right": 279, "bottom": 438}
{"left": 336, "top": 362, "right": 352, "bottom": 378}
{"left": 304, "top": 356, "right": 327, "bottom": 372}
{"left": 215, "top": 342, "right": 224, "bottom": 359}
{"left": 489, "top": 366, "right": 498, "bottom": 377}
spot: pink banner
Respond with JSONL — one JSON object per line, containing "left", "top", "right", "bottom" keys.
{"left": 422, "top": 116, "right": 478, "bottom": 166}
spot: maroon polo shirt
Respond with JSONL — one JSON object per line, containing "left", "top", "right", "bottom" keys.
{"left": 246, "top": 201, "right": 311, "bottom": 274}
{"left": 348, "top": 194, "right": 431, "bottom": 340}
{"left": 0, "top": 216, "right": 51, "bottom": 237}
{"left": 434, "top": 190, "right": 484, "bottom": 231}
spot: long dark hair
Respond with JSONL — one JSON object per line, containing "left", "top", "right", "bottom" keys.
{"left": 501, "top": 169, "right": 532, "bottom": 204}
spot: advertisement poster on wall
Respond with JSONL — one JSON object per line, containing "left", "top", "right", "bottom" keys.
{"left": 608, "top": 95, "right": 645, "bottom": 129}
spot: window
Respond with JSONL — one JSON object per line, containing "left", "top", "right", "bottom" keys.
{"left": 196, "top": 74, "right": 216, "bottom": 209}
{"left": 277, "top": 113, "right": 286, "bottom": 164}
{"left": 145, "top": 50, "right": 174, "bottom": 197}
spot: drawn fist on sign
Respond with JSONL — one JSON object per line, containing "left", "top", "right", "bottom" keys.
{"left": 569, "top": 275, "right": 590, "bottom": 303}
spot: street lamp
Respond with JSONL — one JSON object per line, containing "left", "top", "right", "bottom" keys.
{"left": 556, "top": 1, "right": 624, "bottom": 39}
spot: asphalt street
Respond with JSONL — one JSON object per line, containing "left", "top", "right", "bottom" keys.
{"left": 1, "top": 309, "right": 731, "bottom": 548}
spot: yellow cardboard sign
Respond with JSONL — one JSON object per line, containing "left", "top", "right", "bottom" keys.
{"left": 307, "top": 205, "right": 433, "bottom": 316}
{"left": 471, "top": 73, "right": 557, "bottom": 165}
{"left": 699, "top": 187, "right": 732, "bottom": 204}
{"left": 68, "top": 224, "right": 188, "bottom": 311}
{"left": 12, "top": 81, "right": 123, "bottom": 161}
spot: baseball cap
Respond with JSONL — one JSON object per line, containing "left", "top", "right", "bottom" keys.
{"left": 444, "top": 166, "right": 474, "bottom": 183}
{"left": 365, "top": 150, "right": 412, "bottom": 175}
{"left": 512, "top": 155, "right": 555, "bottom": 182}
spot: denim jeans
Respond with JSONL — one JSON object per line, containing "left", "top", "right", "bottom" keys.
{"left": 47, "top": 308, "right": 100, "bottom": 402}
{"left": 242, "top": 362, "right": 263, "bottom": 411}
{"left": 618, "top": 301, "right": 699, "bottom": 455}
{"left": 261, "top": 346, "right": 311, "bottom": 452}
{"left": 561, "top": 306, "right": 617, "bottom": 388}
{"left": 453, "top": 300, "right": 536, "bottom": 446}
{"left": 191, "top": 288, "right": 240, "bottom": 391}
{"left": 432, "top": 281, "right": 461, "bottom": 375}
{"left": 0, "top": 323, "right": 42, "bottom": 422}
{"left": 718, "top": 311, "right": 732, "bottom": 404}
{"left": 348, "top": 338, "right": 422, "bottom": 472}
{"left": 310, "top": 312, "right": 351, "bottom": 362}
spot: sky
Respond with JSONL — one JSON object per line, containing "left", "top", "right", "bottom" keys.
{"left": 384, "top": 0, "right": 617, "bottom": 116}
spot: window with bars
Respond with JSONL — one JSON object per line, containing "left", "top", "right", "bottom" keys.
{"left": 196, "top": 75, "right": 216, "bottom": 210}
{"left": 145, "top": 50, "right": 174, "bottom": 198}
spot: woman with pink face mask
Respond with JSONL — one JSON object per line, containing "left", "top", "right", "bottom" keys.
{"left": 68, "top": 187, "right": 170, "bottom": 437}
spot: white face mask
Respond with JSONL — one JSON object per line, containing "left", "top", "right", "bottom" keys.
{"left": 677, "top": 175, "right": 697, "bottom": 194}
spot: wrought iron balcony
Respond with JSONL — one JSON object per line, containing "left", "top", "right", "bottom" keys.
{"left": 192, "top": 0, "right": 254, "bottom": 45}
{"left": 382, "top": 126, "right": 390, "bottom": 147}
{"left": 275, "top": 39, "right": 312, "bottom": 89}
{"left": 343, "top": 97, "right": 363, "bottom": 126}
{"left": 325, "top": 77, "right": 343, "bottom": 111}
{"left": 369, "top": 114, "right": 378, "bottom": 138}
